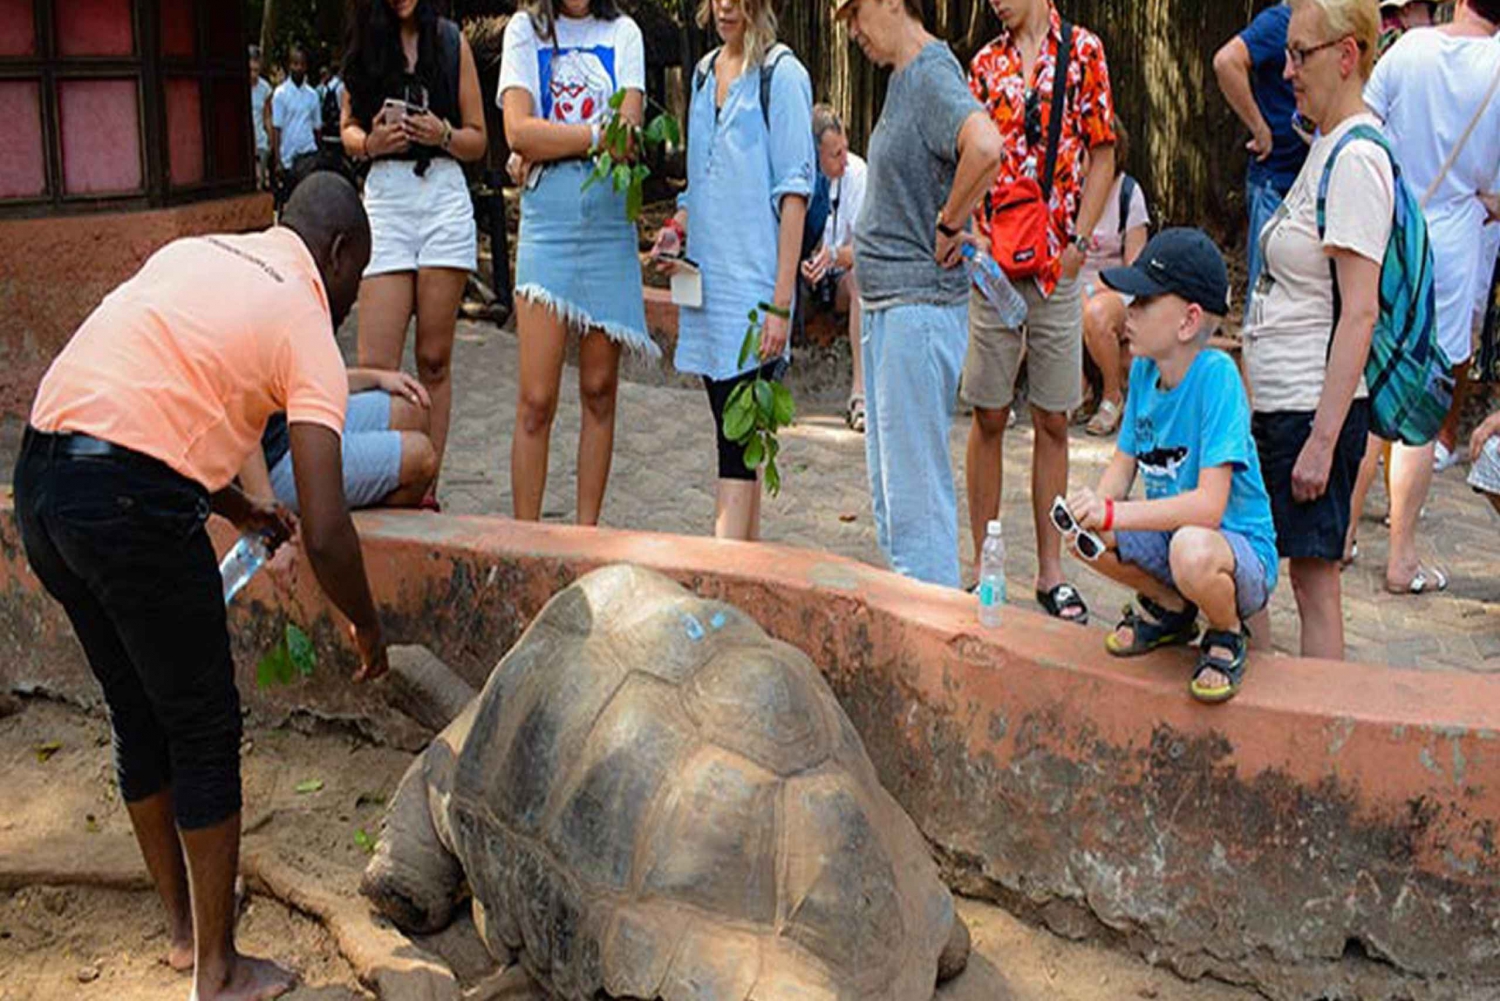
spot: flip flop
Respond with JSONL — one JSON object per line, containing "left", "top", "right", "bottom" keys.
{"left": 1388, "top": 566, "right": 1448, "bottom": 595}
{"left": 1037, "top": 583, "right": 1089, "bottom": 626}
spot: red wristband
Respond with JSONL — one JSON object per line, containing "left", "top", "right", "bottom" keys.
{"left": 665, "top": 218, "right": 686, "bottom": 242}
{"left": 1102, "top": 497, "right": 1115, "bottom": 533}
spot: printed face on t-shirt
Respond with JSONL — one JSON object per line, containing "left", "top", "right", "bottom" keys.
{"left": 541, "top": 47, "right": 616, "bottom": 124}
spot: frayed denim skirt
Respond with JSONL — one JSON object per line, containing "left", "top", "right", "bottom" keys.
{"left": 515, "top": 160, "right": 654, "bottom": 356}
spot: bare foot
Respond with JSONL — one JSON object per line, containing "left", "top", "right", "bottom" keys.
{"left": 190, "top": 955, "right": 297, "bottom": 1001}
{"left": 164, "top": 937, "right": 194, "bottom": 972}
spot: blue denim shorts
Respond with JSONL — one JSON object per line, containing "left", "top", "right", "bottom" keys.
{"left": 269, "top": 391, "right": 403, "bottom": 513}
{"left": 1115, "top": 528, "right": 1272, "bottom": 621}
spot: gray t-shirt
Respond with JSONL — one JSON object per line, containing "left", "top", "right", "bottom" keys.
{"left": 854, "top": 42, "right": 983, "bottom": 307}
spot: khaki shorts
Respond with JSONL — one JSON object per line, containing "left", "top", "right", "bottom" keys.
{"left": 960, "top": 274, "right": 1084, "bottom": 413}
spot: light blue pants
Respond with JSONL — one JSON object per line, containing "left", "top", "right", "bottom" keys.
{"left": 1245, "top": 176, "right": 1288, "bottom": 312}
{"left": 861, "top": 302, "right": 969, "bottom": 589}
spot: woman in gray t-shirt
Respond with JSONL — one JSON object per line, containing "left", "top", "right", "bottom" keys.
{"left": 836, "top": 0, "right": 1002, "bottom": 589}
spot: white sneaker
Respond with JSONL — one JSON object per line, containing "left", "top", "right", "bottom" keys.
{"left": 1434, "top": 441, "right": 1460, "bottom": 473}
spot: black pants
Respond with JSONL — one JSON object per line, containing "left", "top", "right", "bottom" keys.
{"left": 13, "top": 430, "right": 242, "bottom": 830}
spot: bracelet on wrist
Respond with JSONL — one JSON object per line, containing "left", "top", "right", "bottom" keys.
{"left": 1102, "top": 497, "right": 1116, "bottom": 533}
{"left": 589, "top": 122, "right": 601, "bottom": 153}
{"left": 937, "top": 217, "right": 961, "bottom": 238}
{"left": 441, "top": 121, "right": 453, "bottom": 151}
{"left": 763, "top": 302, "right": 791, "bottom": 320}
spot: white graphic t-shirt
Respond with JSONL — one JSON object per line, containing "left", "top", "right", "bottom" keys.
{"left": 496, "top": 11, "right": 645, "bottom": 125}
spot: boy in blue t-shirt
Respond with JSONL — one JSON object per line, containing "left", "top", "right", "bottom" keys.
{"left": 1062, "top": 229, "right": 1278, "bottom": 703}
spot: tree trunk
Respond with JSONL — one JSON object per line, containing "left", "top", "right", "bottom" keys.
{"left": 260, "top": 0, "right": 277, "bottom": 61}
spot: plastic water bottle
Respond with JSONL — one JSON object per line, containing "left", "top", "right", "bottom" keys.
{"left": 220, "top": 533, "right": 270, "bottom": 605}
{"left": 962, "top": 243, "right": 1028, "bottom": 328}
{"left": 977, "top": 520, "right": 1006, "bottom": 628}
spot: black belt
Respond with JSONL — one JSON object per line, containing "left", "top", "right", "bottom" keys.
{"left": 24, "top": 428, "right": 180, "bottom": 477}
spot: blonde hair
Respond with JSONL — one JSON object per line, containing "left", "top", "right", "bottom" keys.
{"left": 1292, "top": 0, "right": 1380, "bottom": 78}
{"left": 697, "top": 0, "right": 780, "bottom": 68}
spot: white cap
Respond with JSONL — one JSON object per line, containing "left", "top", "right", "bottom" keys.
{"left": 986, "top": 520, "right": 1002, "bottom": 536}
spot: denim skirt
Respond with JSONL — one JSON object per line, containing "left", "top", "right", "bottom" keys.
{"left": 515, "top": 160, "right": 653, "bottom": 356}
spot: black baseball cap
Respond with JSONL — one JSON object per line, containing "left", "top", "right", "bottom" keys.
{"left": 1100, "top": 227, "right": 1231, "bottom": 316}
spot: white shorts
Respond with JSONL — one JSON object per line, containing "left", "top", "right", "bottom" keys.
{"left": 363, "top": 158, "right": 476, "bottom": 278}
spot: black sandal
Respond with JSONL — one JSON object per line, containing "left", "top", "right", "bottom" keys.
{"left": 1037, "top": 583, "right": 1089, "bottom": 626}
{"left": 1104, "top": 595, "right": 1199, "bottom": 657}
{"left": 1190, "top": 627, "right": 1249, "bottom": 704}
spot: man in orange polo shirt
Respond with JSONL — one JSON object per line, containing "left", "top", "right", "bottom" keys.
{"left": 14, "top": 173, "right": 383, "bottom": 1001}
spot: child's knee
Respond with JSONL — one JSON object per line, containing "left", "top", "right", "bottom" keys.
{"left": 1169, "top": 528, "right": 1229, "bottom": 589}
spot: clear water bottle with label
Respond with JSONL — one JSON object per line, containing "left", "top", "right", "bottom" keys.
{"left": 962, "top": 243, "right": 1028, "bottom": 328}
{"left": 220, "top": 532, "right": 270, "bottom": 605}
{"left": 977, "top": 520, "right": 1006, "bottom": 628}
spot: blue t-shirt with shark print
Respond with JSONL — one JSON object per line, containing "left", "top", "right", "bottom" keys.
{"left": 1118, "top": 349, "right": 1279, "bottom": 590}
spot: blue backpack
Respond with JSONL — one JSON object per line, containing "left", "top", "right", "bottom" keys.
{"left": 1316, "top": 124, "right": 1451, "bottom": 446}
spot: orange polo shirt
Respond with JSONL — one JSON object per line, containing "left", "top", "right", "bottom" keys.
{"left": 30, "top": 227, "right": 348, "bottom": 493}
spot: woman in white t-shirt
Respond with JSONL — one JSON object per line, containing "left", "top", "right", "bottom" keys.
{"left": 498, "top": 0, "right": 652, "bottom": 526}
{"left": 1078, "top": 118, "right": 1150, "bottom": 437}
{"left": 1242, "top": 0, "right": 1387, "bottom": 661}
{"left": 1348, "top": 2, "right": 1500, "bottom": 596}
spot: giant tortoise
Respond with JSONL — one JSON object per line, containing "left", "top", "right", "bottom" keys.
{"left": 362, "top": 564, "right": 969, "bottom": 999}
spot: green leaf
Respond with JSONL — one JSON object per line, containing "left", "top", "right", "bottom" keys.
{"left": 737, "top": 325, "right": 760, "bottom": 370}
{"left": 722, "top": 389, "right": 756, "bottom": 442}
{"left": 767, "top": 434, "right": 781, "bottom": 460}
{"left": 609, "top": 88, "right": 626, "bottom": 111}
{"left": 753, "top": 380, "right": 775, "bottom": 421}
{"left": 295, "top": 779, "right": 324, "bottom": 795}
{"left": 256, "top": 641, "right": 291, "bottom": 690}
{"left": 625, "top": 178, "right": 643, "bottom": 223}
{"left": 286, "top": 623, "right": 316, "bottom": 678}
{"left": 771, "top": 382, "right": 796, "bottom": 427}
{"left": 643, "top": 115, "right": 670, "bottom": 146}
{"left": 354, "top": 828, "right": 376, "bottom": 855}
{"left": 632, "top": 163, "right": 651, "bottom": 185}
{"left": 613, "top": 163, "right": 632, "bottom": 194}
{"left": 744, "top": 435, "right": 765, "bottom": 469}
{"left": 662, "top": 114, "right": 681, "bottom": 147}
{"left": 34, "top": 741, "right": 61, "bottom": 763}
{"left": 765, "top": 457, "right": 783, "bottom": 497}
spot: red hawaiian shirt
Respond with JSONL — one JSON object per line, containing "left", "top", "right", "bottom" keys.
{"left": 969, "top": 6, "right": 1116, "bottom": 295}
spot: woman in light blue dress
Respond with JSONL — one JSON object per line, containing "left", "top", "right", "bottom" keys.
{"left": 498, "top": 0, "right": 652, "bottom": 525}
{"left": 649, "top": 0, "right": 814, "bottom": 541}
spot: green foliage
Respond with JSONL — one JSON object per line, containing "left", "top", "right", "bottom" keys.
{"left": 256, "top": 623, "right": 318, "bottom": 689}
{"left": 583, "top": 90, "right": 681, "bottom": 223}
{"left": 354, "top": 828, "right": 376, "bottom": 855}
{"left": 724, "top": 304, "right": 797, "bottom": 497}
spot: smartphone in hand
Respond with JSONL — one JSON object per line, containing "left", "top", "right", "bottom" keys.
{"left": 379, "top": 98, "right": 408, "bottom": 126}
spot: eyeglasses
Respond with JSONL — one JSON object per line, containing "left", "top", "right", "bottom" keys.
{"left": 1049, "top": 496, "right": 1105, "bottom": 562}
{"left": 1284, "top": 35, "right": 1358, "bottom": 68}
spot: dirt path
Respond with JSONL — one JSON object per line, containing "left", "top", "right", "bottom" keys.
{"left": 0, "top": 698, "right": 1261, "bottom": 1001}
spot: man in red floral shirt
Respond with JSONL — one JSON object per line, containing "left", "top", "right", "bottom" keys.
{"left": 962, "top": 0, "right": 1116, "bottom": 625}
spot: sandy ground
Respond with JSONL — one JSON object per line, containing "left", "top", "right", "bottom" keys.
{"left": 0, "top": 697, "right": 1263, "bottom": 1001}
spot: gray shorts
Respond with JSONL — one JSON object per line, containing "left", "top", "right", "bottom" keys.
{"left": 1115, "top": 528, "right": 1272, "bottom": 622}
{"left": 269, "top": 391, "right": 403, "bottom": 513}
{"left": 960, "top": 274, "right": 1084, "bottom": 414}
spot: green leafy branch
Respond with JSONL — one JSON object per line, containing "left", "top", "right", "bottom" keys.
{"left": 724, "top": 303, "right": 796, "bottom": 496}
{"left": 256, "top": 622, "right": 317, "bottom": 689}
{"left": 582, "top": 89, "right": 681, "bottom": 222}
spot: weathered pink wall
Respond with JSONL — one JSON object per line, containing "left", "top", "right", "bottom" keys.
{"left": 0, "top": 192, "right": 273, "bottom": 416}
{"left": 55, "top": 0, "right": 133, "bottom": 57}
{"left": 0, "top": 81, "right": 45, "bottom": 199}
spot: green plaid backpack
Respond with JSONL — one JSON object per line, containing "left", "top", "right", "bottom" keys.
{"left": 1316, "top": 124, "right": 1451, "bottom": 447}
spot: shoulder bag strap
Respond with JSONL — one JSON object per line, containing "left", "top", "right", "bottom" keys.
{"left": 1039, "top": 19, "right": 1074, "bottom": 202}
{"left": 1421, "top": 55, "right": 1500, "bottom": 209}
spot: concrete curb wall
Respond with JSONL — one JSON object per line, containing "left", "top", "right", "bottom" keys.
{"left": 2, "top": 504, "right": 1496, "bottom": 999}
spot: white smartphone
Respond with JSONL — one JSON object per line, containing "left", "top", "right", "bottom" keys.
{"left": 669, "top": 258, "right": 703, "bottom": 309}
{"left": 379, "top": 98, "right": 408, "bottom": 125}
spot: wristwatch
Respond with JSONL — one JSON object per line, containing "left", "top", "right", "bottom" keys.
{"left": 589, "top": 122, "right": 601, "bottom": 153}
{"left": 937, "top": 217, "right": 962, "bottom": 239}
{"left": 1071, "top": 233, "right": 1090, "bottom": 252}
